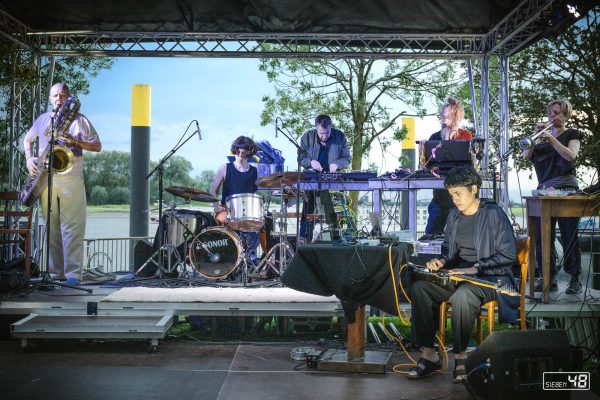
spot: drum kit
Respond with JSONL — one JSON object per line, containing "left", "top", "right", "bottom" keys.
{"left": 137, "top": 173, "right": 303, "bottom": 283}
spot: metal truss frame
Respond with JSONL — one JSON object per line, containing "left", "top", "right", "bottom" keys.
{"left": 0, "top": 0, "right": 575, "bottom": 213}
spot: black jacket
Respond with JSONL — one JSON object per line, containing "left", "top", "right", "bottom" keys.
{"left": 441, "top": 199, "right": 519, "bottom": 323}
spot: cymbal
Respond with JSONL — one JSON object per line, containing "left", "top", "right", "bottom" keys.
{"left": 256, "top": 172, "right": 305, "bottom": 188}
{"left": 164, "top": 186, "right": 219, "bottom": 202}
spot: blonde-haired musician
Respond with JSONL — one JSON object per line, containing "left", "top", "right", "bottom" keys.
{"left": 24, "top": 83, "right": 102, "bottom": 285}
{"left": 522, "top": 99, "right": 582, "bottom": 295}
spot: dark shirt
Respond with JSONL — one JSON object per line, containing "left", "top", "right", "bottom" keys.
{"left": 531, "top": 128, "right": 582, "bottom": 186}
{"left": 299, "top": 127, "right": 351, "bottom": 170}
{"left": 455, "top": 212, "right": 477, "bottom": 264}
{"left": 221, "top": 162, "right": 258, "bottom": 205}
{"left": 317, "top": 141, "right": 331, "bottom": 172}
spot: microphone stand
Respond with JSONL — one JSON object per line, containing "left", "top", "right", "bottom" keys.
{"left": 276, "top": 123, "right": 309, "bottom": 247}
{"left": 27, "top": 111, "right": 91, "bottom": 294}
{"left": 144, "top": 120, "right": 200, "bottom": 277}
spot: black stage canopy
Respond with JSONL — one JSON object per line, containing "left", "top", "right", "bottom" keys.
{"left": 0, "top": 0, "right": 595, "bottom": 57}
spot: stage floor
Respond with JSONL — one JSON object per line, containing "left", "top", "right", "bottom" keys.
{"left": 0, "top": 340, "right": 598, "bottom": 400}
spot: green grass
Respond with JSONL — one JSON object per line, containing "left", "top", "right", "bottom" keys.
{"left": 87, "top": 204, "right": 130, "bottom": 213}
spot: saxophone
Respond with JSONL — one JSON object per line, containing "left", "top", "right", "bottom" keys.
{"left": 20, "top": 96, "right": 79, "bottom": 207}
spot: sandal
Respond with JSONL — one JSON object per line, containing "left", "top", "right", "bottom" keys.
{"left": 453, "top": 358, "right": 467, "bottom": 383}
{"left": 407, "top": 357, "right": 442, "bottom": 379}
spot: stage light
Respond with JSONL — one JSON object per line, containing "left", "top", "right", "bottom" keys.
{"left": 567, "top": 3, "right": 581, "bottom": 18}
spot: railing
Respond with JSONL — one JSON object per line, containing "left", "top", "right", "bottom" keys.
{"left": 84, "top": 236, "right": 153, "bottom": 273}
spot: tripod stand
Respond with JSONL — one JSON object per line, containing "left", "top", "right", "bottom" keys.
{"left": 27, "top": 107, "right": 91, "bottom": 294}
{"left": 135, "top": 207, "right": 187, "bottom": 278}
{"left": 251, "top": 190, "right": 295, "bottom": 280}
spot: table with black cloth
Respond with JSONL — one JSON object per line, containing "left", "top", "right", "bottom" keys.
{"left": 281, "top": 242, "right": 412, "bottom": 367}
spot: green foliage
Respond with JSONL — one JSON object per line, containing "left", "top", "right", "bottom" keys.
{"left": 259, "top": 52, "right": 461, "bottom": 171}
{"left": 509, "top": 8, "right": 600, "bottom": 175}
{"left": 84, "top": 151, "right": 131, "bottom": 197}
{"left": 0, "top": 37, "right": 115, "bottom": 184}
{"left": 149, "top": 155, "right": 196, "bottom": 204}
{"left": 90, "top": 186, "right": 108, "bottom": 205}
{"left": 195, "top": 169, "right": 216, "bottom": 193}
{"left": 109, "top": 186, "right": 130, "bottom": 204}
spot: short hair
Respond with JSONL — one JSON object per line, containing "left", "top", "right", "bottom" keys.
{"left": 51, "top": 82, "right": 70, "bottom": 96}
{"left": 315, "top": 114, "right": 332, "bottom": 128}
{"left": 547, "top": 99, "right": 573, "bottom": 120}
{"left": 230, "top": 136, "right": 259, "bottom": 156}
{"left": 444, "top": 167, "right": 482, "bottom": 190}
{"left": 441, "top": 97, "right": 465, "bottom": 124}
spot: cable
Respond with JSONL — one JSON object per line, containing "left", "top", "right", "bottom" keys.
{"left": 385, "top": 243, "right": 450, "bottom": 375}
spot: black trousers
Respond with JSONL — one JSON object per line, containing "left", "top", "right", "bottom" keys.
{"left": 410, "top": 279, "right": 496, "bottom": 354}
{"left": 534, "top": 216, "right": 581, "bottom": 278}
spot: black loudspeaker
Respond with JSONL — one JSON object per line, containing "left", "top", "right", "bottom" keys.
{"left": 133, "top": 239, "right": 155, "bottom": 277}
{"left": 465, "top": 330, "right": 572, "bottom": 400}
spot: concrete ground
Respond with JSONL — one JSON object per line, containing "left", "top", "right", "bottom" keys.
{"left": 0, "top": 339, "right": 598, "bottom": 400}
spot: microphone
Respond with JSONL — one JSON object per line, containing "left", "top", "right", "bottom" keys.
{"left": 195, "top": 120, "right": 202, "bottom": 140}
{"left": 275, "top": 117, "right": 278, "bottom": 138}
{"left": 210, "top": 252, "right": 221, "bottom": 263}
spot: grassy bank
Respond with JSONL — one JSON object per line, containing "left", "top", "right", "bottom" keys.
{"left": 87, "top": 204, "right": 130, "bottom": 213}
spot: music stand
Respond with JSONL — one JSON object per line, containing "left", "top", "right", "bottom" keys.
{"left": 27, "top": 103, "right": 92, "bottom": 294}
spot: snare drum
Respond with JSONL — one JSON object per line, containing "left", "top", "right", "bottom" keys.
{"left": 189, "top": 227, "right": 242, "bottom": 279}
{"left": 166, "top": 209, "right": 215, "bottom": 246}
{"left": 226, "top": 193, "right": 264, "bottom": 232}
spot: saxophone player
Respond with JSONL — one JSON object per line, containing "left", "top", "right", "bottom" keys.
{"left": 23, "top": 83, "right": 102, "bottom": 285}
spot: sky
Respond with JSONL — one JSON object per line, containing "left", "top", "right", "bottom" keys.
{"left": 74, "top": 57, "right": 541, "bottom": 200}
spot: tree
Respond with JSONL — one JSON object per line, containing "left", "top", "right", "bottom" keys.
{"left": 259, "top": 56, "right": 461, "bottom": 171}
{"left": 89, "top": 186, "right": 108, "bottom": 205}
{"left": 0, "top": 39, "right": 114, "bottom": 183}
{"left": 509, "top": 7, "right": 599, "bottom": 175}
{"left": 195, "top": 170, "right": 216, "bottom": 193}
{"left": 149, "top": 155, "right": 195, "bottom": 204}
{"left": 84, "top": 151, "right": 131, "bottom": 197}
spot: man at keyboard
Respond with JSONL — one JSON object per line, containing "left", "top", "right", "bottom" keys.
{"left": 298, "top": 114, "right": 351, "bottom": 242}
{"left": 407, "top": 167, "right": 517, "bottom": 382}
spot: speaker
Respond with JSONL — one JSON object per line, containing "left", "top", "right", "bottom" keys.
{"left": 133, "top": 239, "right": 154, "bottom": 277}
{"left": 465, "top": 330, "right": 572, "bottom": 400}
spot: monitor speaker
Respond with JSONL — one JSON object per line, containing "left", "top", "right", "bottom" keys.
{"left": 465, "top": 330, "right": 572, "bottom": 400}
{"left": 133, "top": 239, "right": 154, "bottom": 277}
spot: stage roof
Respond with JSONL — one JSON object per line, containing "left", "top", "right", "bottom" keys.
{"left": 0, "top": 1, "right": 594, "bottom": 58}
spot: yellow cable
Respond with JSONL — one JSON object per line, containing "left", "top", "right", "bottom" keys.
{"left": 386, "top": 243, "right": 450, "bottom": 375}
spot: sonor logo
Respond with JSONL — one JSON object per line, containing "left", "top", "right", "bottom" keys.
{"left": 205, "top": 239, "right": 228, "bottom": 248}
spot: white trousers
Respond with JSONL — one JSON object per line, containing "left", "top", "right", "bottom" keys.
{"left": 40, "top": 175, "right": 86, "bottom": 280}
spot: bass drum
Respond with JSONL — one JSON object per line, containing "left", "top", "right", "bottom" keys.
{"left": 189, "top": 227, "right": 242, "bottom": 279}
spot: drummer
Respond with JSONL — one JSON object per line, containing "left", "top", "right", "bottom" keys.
{"left": 211, "top": 136, "right": 261, "bottom": 265}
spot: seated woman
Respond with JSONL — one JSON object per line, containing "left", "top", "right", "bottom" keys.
{"left": 407, "top": 167, "right": 518, "bottom": 382}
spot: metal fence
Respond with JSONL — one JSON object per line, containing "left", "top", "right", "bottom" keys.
{"left": 83, "top": 236, "right": 153, "bottom": 273}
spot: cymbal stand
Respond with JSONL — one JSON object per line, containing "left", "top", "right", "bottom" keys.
{"left": 275, "top": 119, "right": 308, "bottom": 246}
{"left": 144, "top": 120, "right": 201, "bottom": 275}
{"left": 251, "top": 187, "right": 295, "bottom": 279}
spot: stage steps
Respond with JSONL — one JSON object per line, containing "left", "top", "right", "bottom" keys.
{"left": 10, "top": 313, "right": 173, "bottom": 351}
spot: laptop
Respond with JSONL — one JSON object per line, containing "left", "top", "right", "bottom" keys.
{"left": 419, "top": 140, "right": 472, "bottom": 171}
